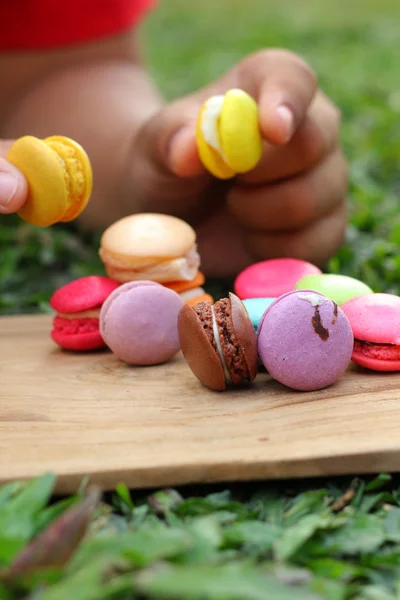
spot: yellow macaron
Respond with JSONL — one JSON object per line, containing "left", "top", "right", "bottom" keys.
{"left": 196, "top": 89, "right": 263, "bottom": 179}
{"left": 7, "top": 135, "right": 93, "bottom": 227}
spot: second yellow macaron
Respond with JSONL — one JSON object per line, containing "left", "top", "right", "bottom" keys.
{"left": 196, "top": 89, "right": 263, "bottom": 179}
{"left": 7, "top": 135, "right": 93, "bottom": 227}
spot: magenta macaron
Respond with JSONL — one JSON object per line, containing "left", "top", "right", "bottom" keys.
{"left": 50, "top": 275, "right": 120, "bottom": 351}
{"left": 341, "top": 293, "right": 400, "bottom": 372}
{"left": 100, "top": 281, "right": 184, "bottom": 365}
{"left": 234, "top": 258, "right": 322, "bottom": 300}
{"left": 257, "top": 290, "right": 354, "bottom": 391}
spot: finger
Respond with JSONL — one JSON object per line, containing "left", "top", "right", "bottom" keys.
{"left": 165, "top": 116, "right": 206, "bottom": 178}
{"left": 0, "top": 141, "right": 28, "bottom": 214}
{"left": 130, "top": 104, "right": 215, "bottom": 219}
{"left": 0, "top": 140, "right": 14, "bottom": 155}
{"left": 133, "top": 99, "right": 205, "bottom": 180}
{"left": 242, "top": 201, "right": 348, "bottom": 267}
{"left": 238, "top": 49, "right": 317, "bottom": 144}
{"left": 228, "top": 149, "right": 348, "bottom": 232}
{"left": 237, "top": 91, "right": 341, "bottom": 186}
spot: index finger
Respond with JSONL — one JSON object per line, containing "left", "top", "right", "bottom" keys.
{"left": 238, "top": 49, "right": 318, "bottom": 145}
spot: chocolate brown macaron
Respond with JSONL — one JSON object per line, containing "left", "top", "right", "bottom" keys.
{"left": 178, "top": 293, "right": 258, "bottom": 391}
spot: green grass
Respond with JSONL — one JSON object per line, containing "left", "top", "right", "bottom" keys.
{"left": 1, "top": 0, "right": 400, "bottom": 597}
{"left": 3, "top": 474, "right": 400, "bottom": 599}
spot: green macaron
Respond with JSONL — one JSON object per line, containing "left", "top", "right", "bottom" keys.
{"left": 295, "top": 273, "right": 373, "bottom": 306}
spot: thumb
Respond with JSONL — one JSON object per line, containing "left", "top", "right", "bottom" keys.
{"left": 129, "top": 101, "right": 216, "bottom": 219}
{"left": 135, "top": 100, "right": 207, "bottom": 180}
{"left": 0, "top": 140, "right": 28, "bottom": 214}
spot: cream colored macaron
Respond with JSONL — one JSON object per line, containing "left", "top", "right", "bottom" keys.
{"left": 99, "top": 213, "right": 200, "bottom": 283}
{"left": 196, "top": 89, "right": 263, "bottom": 179}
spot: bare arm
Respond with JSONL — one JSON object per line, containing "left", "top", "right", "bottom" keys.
{"left": 0, "top": 29, "right": 164, "bottom": 228}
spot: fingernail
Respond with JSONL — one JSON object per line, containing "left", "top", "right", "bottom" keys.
{"left": 276, "top": 105, "right": 294, "bottom": 142}
{"left": 166, "top": 128, "right": 182, "bottom": 170}
{"left": 167, "top": 126, "right": 202, "bottom": 177}
{"left": 167, "top": 127, "right": 190, "bottom": 168}
{"left": 0, "top": 172, "right": 18, "bottom": 211}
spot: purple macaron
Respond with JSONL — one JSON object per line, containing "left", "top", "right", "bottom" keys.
{"left": 257, "top": 290, "right": 354, "bottom": 391}
{"left": 100, "top": 281, "right": 184, "bottom": 365}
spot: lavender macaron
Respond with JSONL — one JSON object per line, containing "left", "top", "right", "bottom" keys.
{"left": 257, "top": 290, "right": 354, "bottom": 391}
{"left": 100, "top": 281, "right": 183, "bottom": 365}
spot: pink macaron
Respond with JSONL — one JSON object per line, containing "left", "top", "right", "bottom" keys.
{"left": 257, "top": 290, "right": 354, "bottom": 391}
{"left": 100, "top": 281, "right": 184, "bottom": 365}
{"left": 50, "top": 275, "right": 120, "bottom": 351}
{"left": 341, "top": 293, "right": 400, "bottom": 372}
{"left": 234, "top": 258, "right": 322, "bottom": 300}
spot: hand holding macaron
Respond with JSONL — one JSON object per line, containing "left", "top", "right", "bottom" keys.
{"left": 130, "top": 49, "right": 348, "bottom": 276}
{"left": 0, "top": 135, "right": 92, "bottom": 226}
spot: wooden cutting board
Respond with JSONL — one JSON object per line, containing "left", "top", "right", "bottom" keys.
{"left": 1, "top": 314, "right": 400, "bottom": 494}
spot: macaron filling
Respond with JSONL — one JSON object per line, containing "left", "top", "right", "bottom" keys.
{"left": 52, "top": 316, "right": 99, "bottom": 335}
{"left": 211, "top": 304, "right": 231, "bottom": 383}
{"left": 101, "top": 246, "right": 200, "bottom": 283}
{"left": 166, "top": 271, "right": 205, "bottom": 292}
{"left": 194, "top": 299, "right": 250, "bottom": 385}
{"left": 180, "top": 287, "right": 207, "bottom": 302}
{"left": 46, "top": 139, "right": 86, "bottom": 220}
{"left": 212, "top": 298, "right": 250, "bottom": 384}
{"left": 51, "top": 316, "right": 104, "bottom": 352}
{"left": 201, "top": 95, "right": 227, "bottom": 162}
{"left": 353, "top": 340, "right": 400, "bottom": 361}
{"left": 57, "top": 308, "right": 101, "bottom": 320}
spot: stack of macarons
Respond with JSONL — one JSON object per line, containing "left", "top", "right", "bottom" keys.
{"left": 98, "top": 213, "right": 213, "bottom": 307}
{"left": 49, "top": 212, "right": 215, "bottom": 363}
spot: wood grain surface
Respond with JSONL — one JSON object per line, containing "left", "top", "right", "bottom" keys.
{"left": 1, "top": 314, "right": 400, "bottom": 494}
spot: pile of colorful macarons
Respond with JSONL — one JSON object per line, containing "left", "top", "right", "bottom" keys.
{"left": 49, "top": 217, "right": 400, "bottom": 393}
{"left": 235, "top": 258, "right": 400, "bottom": 377}
{"left": 50, "top": 213, "right": 212, "bottom": 362}
{"left": 10, "top": 106, "right": 399, "bottom": 392}
{"left": 98, "top": 213, "right": 213, "bottom": 306}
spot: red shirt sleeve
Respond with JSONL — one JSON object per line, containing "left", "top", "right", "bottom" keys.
{"left": 0, "top": 0, "right": 156, "bottom": 50}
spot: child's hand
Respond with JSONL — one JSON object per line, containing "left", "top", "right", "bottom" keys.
{"left": 0, "top": 140, "right": 27, "bottom": 214}
{"left": 131, "top": 50, "right": 348, "bottom": 276}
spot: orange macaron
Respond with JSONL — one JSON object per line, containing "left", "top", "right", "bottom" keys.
{"left": 165, "top": 272, "right": 213, "bottom": 306}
